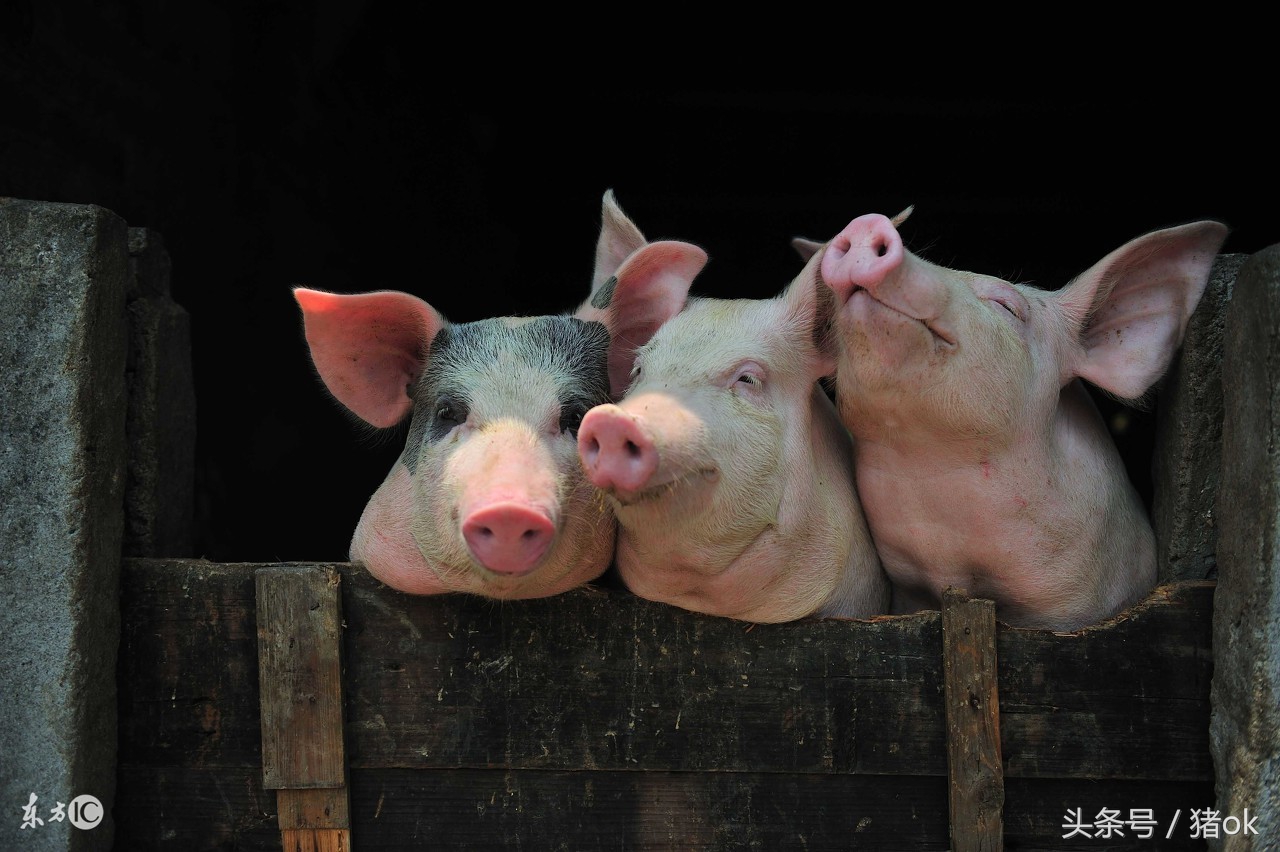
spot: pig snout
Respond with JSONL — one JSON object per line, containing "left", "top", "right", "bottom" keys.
{"left": 821, "top": 213, "right": 905, "bottom": 305}
{"left": 461, "top": 503, "right": 556, "bottom": 576}
{"left": 578, "top": 405, "right": 657, "bottom": 495}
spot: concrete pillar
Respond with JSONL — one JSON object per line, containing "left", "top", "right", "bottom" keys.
{"left": 0, "top": 198, "right": 129, "bottom": 850}
{"left": 1154, "top": 253, "right": 1249, "bottom": 583}
{"left": 123, "top": 228, "right": 195, "bottom": 557}
{"left": 1210, "top": 243, "right": 1280, "bottom": 850}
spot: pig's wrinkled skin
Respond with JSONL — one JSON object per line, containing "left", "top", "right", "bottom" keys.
{"left": 294, "top": 190, "right": 704, "bottom": 600}
{"left": 817, "top": 208, "right": 1227, "bottom": 630}
{"left": 578, "top": 248, "right": 890, "bottom": 623}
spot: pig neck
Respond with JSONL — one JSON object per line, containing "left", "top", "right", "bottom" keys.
{"left": 617, "top": 385, "right": 873, "bottom": 624}
{"left": 848, "top": 379, "right": 1154, "bottom": 630}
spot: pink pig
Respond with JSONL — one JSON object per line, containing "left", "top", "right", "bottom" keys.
{"left": 293, "top": 191, "right": 704, "bottom": 599}
{"left": 817, "top": 207, "right": 1227, "bottom": 630}
{"left": 577, "top": 248, "right": 890, "bottom": 623}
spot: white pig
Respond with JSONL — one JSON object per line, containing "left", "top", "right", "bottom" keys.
{"left": 817, "top": 207, "right": 1227, "bottom": 630}
{"left": 577, "top": 247, "right": 890, "bottom": 623}
{"left": 293, "top": 190, "right": 705, "bottom": 599}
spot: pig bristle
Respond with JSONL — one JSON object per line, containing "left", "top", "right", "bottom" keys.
{"left": 350, "top": 410, "right": 411, "bottom": 449}
{"left": 314, "top": 377, "right": 412, "bottom": 448}
{"left": 1089, "top": 382, "right": 1154, "bottom": 412}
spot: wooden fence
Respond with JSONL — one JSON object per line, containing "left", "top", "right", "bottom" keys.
{"left": 114, "top": 559, "right": 1214, "bottom": 851}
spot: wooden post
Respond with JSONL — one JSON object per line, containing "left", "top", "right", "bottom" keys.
{"left": 256, "top": 566, "right": 351, "bottom": 851}
{"left": 942, "top": 587, "right": 1004, "bottom": 852}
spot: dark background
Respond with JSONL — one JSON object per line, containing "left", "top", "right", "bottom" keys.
{"left": 3, "top": 3, "right": 1275, "bottom": 564}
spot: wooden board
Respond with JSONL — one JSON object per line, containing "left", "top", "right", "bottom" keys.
{"left": 256, "top": 565, "right": 346, "bottom": 789}
{"left": 943, "top": 589, "right": 1004, "bottom": 851}
{"left": 116, "top": 559, "right": 1216, "bottom": 850}
{"left": 112, "top": 765, "right": 1211, "bottom": 851}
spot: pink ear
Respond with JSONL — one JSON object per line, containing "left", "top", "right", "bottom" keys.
{"left": 294, "top": 288, "right": 446, "bottom": 428}
{"left": 1059, "top": 220, "right": 1228, "bottom": 400}
{"left": 583, "top": 240, "right": 706, "bottom": 397}
{"left": 592, "top": 189, "right": 649, "bottom": 292}
{"left": 782, "top": 251, "right": 839, "bottom": 379}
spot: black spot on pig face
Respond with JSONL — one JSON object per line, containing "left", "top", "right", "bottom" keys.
{"left": 430, "top": 392, "right": 468, "bottom": 441}
{"left": 399, "top": 316, "right": 611, "bottom": 472}
{"left": 558, "top": 397, "right": 593, "bottom": 436}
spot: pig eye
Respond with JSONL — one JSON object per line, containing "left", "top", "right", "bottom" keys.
{"left": 560, "top": 400, "right": 591, "bottom": 435}
{"left": 985, "top": 293, "right": 1025, "bottom": 322}
{"left": 731, "top": 362, "right": 765, "bottom": 391}
{"left": 435, "top": 396, "right": 467, "bottom": 429}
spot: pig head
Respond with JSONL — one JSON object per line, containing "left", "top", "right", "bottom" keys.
{"left": 819, "top": 209, "right": 1227, "bottom": 630}
{"left": 294, "top": 190, "right": 705, "bottom": 599}
{"left": 578, "top": 248, "right": 890, "bottom": 623}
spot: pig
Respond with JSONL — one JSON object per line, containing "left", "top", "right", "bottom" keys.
{"left": 293, "top": 190, "right": 705, "bottom": 600}
{"left": 816, "top": 207, "right": 1228, "bottom": 630}
{"left": 576, "top": 246, "right": 890, "bottom": 623}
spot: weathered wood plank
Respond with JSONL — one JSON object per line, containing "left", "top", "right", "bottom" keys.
{"left": 117, "top": 561, "right": 1215, "bottom": 848}
{"left": 118, "top": 559, "right": 262, "bottom": 768}
{"left": 1003, "top": 777, "right": 1214, "bottom": 851}
{"left": 341, "top": 565, "right": 945, "bottom": 776}
{"left": 280, "top": 827, "right": 351, "bottom": 851}
{"left": 996, "top": 581, "right": 1215, "bottom": 781}
{"left": 943, "top": 588, "right": 1003, "bottom": 852}
{"left": 119, "top": 560, "right": 1214, "bottom": 783}
{"left": 256, "top": 565, "right": 346, "bottom": 789}
{"left": 113, "top": 764, "right": 278, "bottom": 851}
{"left": 347, "top": 768, "right": 951, "bottom": 850}
{"left": 277, "top": 786, "right": 350, "bottom": 830}
{"left": 110, "top": 765, "right": 1212, "bottom": 852}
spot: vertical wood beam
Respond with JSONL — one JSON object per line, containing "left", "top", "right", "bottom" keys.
{"left": 256, "top": 566, "right": 351, "bottom": 850}
{"left": 943, "top": 587, "right": 1004, "bottom": 852}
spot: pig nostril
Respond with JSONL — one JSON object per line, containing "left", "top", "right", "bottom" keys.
{"left": 876, "top": 240, "right": 888, "bottom": 257}
{"left": 462, "top": 506, "right": 555, "bottom": 575}
{"left": 625, "top": 440, "right": 641, "bottom": 458}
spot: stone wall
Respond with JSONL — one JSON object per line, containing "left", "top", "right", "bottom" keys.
{"left": 0, "top": 198, "right": 194, "bottom": 851}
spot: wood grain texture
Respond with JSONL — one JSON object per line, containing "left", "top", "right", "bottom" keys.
{"left": 277, "top": 786, "right": 350, "bottom": 830}
{"left": 110, "top": 765, "right": 1212, "bottom": 851}
{"left": 116, "top": 559, "right": 1217, "bottom": 850}
{"left": 943, "top": 588, "right": 1004, "bottom": 852}
{"left": 996, "top": 581, "right": 1215, "bottom": 781}
{"left": 279, "top": 827, "right": 350, "bottom": 851}
{"left": 256, "top": 565, "right": 347, "bottom": 788}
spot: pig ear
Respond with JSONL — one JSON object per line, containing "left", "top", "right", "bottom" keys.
{"left": 294, "top": 287, "right": 446, "bottom": 428}
{"left": 1059, "top": 220, "right": 1228, "bottom": 401}
{"left": 782, "top": 252, "right": 839, "bottom": 378}
{"left": 890, "top": 205, "right": 915, "bottom": 227}
{"left": 791, "top": 236, "right": 825, "bottom": 262}
{"left": 592, "top": 189, "right": 648, "bottom": 293}
{"left": 576, "top": 240, "right": 707, "bottom": 396}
